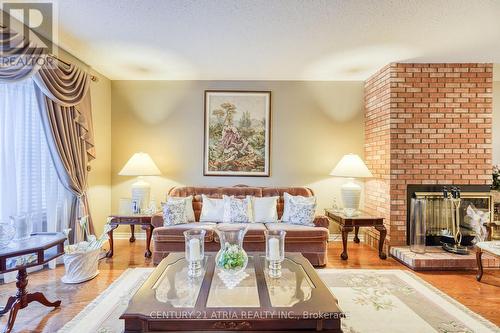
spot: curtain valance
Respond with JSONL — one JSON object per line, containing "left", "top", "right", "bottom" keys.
{"left": 34, "top": 62, "right": 91, "bottom": 107}
{"left": 34, "top": 62, "right": 96, "bottom": 162}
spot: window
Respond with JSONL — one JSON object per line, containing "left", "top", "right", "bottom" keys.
{"left": 0, "top": 79, "right": 72, "bottom": 233}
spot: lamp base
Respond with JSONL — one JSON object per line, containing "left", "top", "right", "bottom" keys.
{"left": 341, "top": 178, "right": 361, "bottom": 214}
{"left": 131, "top": 177, "right": 150, "bottom": 212}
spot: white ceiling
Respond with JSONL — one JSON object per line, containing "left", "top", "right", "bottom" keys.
{"left": 52, "top": 0, "right": 500, "bottom": 80}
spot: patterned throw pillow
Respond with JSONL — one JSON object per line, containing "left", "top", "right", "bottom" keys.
{"left": 287, "top": 200, "right": 316, "bottom": 226}
{"left": 223, "top": 195, "right": 253, "bottom": 223}
{"left": 166, "top": 195, "right": 195, "bottom": 222}
{"left": 282, "top": 192, "right": 316, "bottom": 226}
{"left": 281, "top": 192, "right": 315, "bottom": 222}
{"left": 162, "top": 199, "right": 187, "bottom": 226}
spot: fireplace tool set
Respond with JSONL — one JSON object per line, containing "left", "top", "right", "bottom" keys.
{"left": 410, "top": 185, "right": 492, "bottom": 255}
{"left": 441, "top": 187, "right": 469, "bottom": 255}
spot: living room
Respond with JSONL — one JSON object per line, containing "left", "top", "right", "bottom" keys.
{"left": 0, "top": 1, "right": 499, "bottom": 332}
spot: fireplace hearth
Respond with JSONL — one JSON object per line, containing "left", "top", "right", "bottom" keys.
{"left": 406, "top": 184, "right": 492, "bottom": 247}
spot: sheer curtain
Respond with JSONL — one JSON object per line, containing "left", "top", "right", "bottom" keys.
{"left": 0, "top": 79, "right": 73, "bottom": 281}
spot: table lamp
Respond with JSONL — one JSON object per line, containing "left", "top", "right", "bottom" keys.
{"left": 119, "top": 152, "right": 161, "bottom": 212}
{"left": 330, "top": 153, "right": 373, "bottom": 216}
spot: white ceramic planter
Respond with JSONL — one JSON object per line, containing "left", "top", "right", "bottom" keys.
{"left": 61, "top": 248, "right": 100, "bottom": 284}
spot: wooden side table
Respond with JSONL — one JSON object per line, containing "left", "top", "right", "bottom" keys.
{"left": 325, "top": 209, "right": 387, "bottom": 260}
{"left": 475, "top": 241, "right": 500, "bottom": 281}
{"left": 107, "top": 214, "right": 154, "bottom": 258}
{"left": 0, "top": 233, "right": 66, "bottom": 333}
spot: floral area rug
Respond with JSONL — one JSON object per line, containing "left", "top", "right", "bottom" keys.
{"left": 59, "top": 268, "right": 499, "bottom": 333}
{"left": 318, "top": 269, "right": 499, "bottom": 333}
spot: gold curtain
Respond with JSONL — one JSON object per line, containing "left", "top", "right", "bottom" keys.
{"left": 34, "top": 60, "right": 96, "bottom": 239}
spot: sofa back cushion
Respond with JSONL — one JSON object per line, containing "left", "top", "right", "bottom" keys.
{"left": 168, "top": 186, "right": 314, "bottom": 221}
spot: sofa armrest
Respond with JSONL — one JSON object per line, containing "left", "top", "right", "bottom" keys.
{"left": 313, "top": 215, "right": 330, "bottom": 228}
{"left": 151, "top": 212, "right": 164, "bottom": 228}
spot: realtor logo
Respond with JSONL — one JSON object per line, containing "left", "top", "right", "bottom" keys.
{"left": 1, "top": 1, "right": 57, "bottom": 55}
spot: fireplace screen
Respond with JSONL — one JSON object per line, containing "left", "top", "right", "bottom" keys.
{"left": 407, "top": 185, "right": 492, "bottom": 247}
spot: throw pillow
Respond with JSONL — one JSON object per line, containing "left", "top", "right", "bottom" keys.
{"left": 223, "top": 195, "right": 253, "bottom": 223}
{"left": 251, "top": 196, "right": 279, "bottom": 223}
{"left": 281, "top": 192, "right": 315, "bottom": 222}
{"left": 199, "top": 195, "right": 225, "bottom": 222}
{"left": 162, "top": 199, "right": 187, "bottom": 226}
{"left": 167, "top": 195, "right": 195, "bottom": 222}
{"left": 286, "top": 200, "right": 316, "bottom": 226}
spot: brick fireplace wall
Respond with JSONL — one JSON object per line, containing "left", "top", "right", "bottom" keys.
{"left": 364, "top": 63, "right": 493, "bottom": 250}
{"left": 364, "top": 65, "right": 392, "bottom": 251}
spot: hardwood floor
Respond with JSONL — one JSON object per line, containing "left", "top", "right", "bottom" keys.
{"left": 1, "top": 239, "right": 499, "bottom": 332}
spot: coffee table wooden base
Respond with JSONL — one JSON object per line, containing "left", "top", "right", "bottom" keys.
{"left": 0, "top": 268, "right": 60, "bottom": 333}
{"left": 123, "top": 320, "right": 342, "bottom": 332}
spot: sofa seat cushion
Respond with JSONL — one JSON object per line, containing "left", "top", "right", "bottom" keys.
{"left": 153, "top": 222, "right": 216, "bottom": 243}
{"left": 265, "top": 223, "right": 328, "bottom": 242}
{"left": 215, "top": 223, "right": 266, "bottom": 243}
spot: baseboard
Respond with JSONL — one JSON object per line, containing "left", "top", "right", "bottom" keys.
{"left": 113, "top": 232, "right": 147, "bottom": 240}
{"left": 329, "top": 233, "right": 363, "bottom": 242}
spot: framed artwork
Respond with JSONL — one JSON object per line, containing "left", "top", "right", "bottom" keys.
{"left": 204, "top": 90, "right": 271, "bottom": 176}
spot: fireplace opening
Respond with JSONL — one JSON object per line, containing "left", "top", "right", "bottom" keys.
{"left": 406, "top": 185, "right": 492, "bottom": 246}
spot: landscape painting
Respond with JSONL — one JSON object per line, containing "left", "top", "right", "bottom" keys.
{"left": 204, "top": 90, "right": 271, "bottom": 176}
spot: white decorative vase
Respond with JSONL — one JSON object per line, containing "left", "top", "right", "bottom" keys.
{"left": 131, "top": 178, "right": 151, "bottom": 211}
{"left": 340, "top": 178, "right": 361, "bottom": 212}
{"left": 61, "top": 248, "right": 100, "bottom": 284}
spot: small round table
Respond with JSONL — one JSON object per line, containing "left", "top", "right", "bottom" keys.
{"left": 0, "top": 233, "right": 66, "bottom": 333}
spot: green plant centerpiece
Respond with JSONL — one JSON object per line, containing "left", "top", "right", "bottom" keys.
{"left": 215, "top": 225, "right": 248, "bottom": 275}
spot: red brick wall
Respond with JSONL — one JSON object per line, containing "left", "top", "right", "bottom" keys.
{"left": 364, "top": 63, "right": 493, "bottom": 249}
{"left": 364, "top": 65, "right": 392, "bottom": 251}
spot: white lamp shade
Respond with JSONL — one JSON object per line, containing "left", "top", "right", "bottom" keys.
{"left": 118, "top": 152, "right": 161, "bottom": 176}
{"left": 330, "top": 153, "right": 373, "bottom": 178}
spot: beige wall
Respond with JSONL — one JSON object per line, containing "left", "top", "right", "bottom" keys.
{"left": 110, "top": 80, "right": 365, "bottom": 233}
{"left": 87, "top": 72, "right": 112, "bottom": 235}
{"left": 72, "top": 66, "right": 500, "bottom": 236}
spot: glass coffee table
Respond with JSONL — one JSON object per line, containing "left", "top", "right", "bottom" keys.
{"left": 121, "top": 252, "right": 343, "bottom": 332}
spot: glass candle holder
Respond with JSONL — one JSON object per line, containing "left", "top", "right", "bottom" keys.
{"left": 184, "top": 229, "right": 206, "bottom": 277}
{"left": 265, "top": 230, "right": 286, "bottom": 278}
